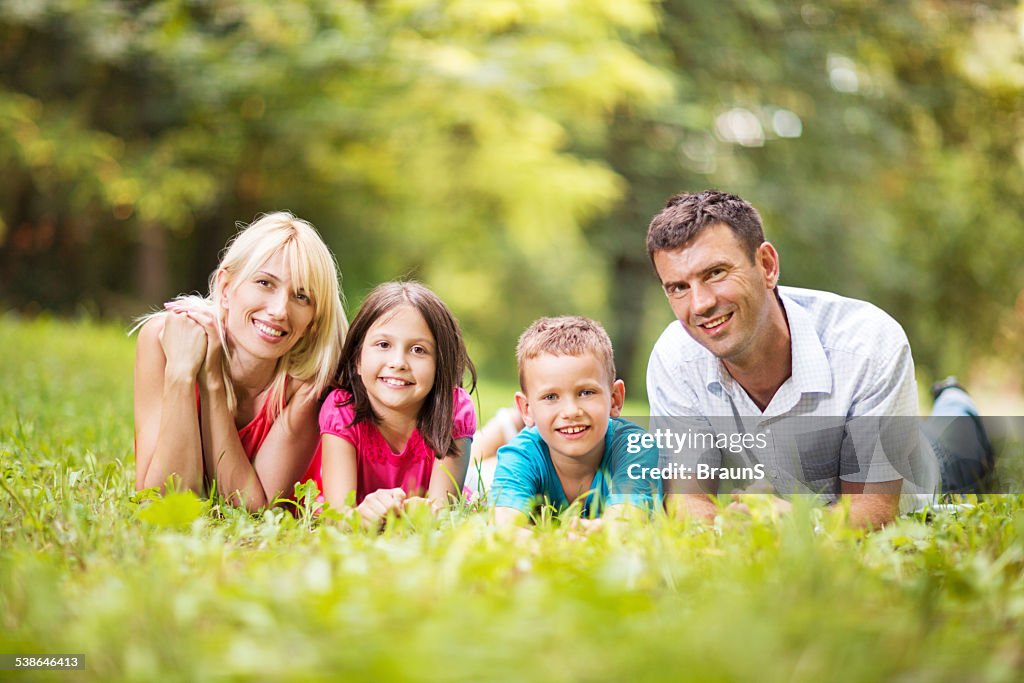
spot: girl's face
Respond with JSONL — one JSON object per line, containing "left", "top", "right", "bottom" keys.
{"left": 357, "top": 304, "right": 437, "bottom": 418}
{"left": 223, "top": 249, "right": 316, "bottom": 362}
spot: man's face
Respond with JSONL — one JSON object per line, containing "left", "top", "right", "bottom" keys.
{"left": 652, "top": 223, "right": 780, "bottom": 368}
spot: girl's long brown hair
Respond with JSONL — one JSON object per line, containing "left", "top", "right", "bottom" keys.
{"left": 332, "top": 281, "right": 476, "bottom": 458}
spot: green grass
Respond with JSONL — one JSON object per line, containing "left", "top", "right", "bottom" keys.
{"left": 2, "top": 315, "right": 1024, "bottom": 682}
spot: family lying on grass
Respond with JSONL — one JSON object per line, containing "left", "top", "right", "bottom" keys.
{"left": 134, "top": 190, "right": 995, "bottom": 531}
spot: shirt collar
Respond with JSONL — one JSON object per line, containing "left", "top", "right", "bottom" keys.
{"left": 779, "top": 290, "right": 832, "bottom": 395}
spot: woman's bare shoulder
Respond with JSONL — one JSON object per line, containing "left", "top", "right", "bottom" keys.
{"left": 135, "top": 314, "right": 167, "bottom": 355}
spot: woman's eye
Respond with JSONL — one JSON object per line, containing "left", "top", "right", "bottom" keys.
{"left": 256, "top": 279, "right": 272, "bottom": 288}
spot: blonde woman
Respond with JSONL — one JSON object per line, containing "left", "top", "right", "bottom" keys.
{"left": 134, "top": 212, "right": 347, "bottom": 510}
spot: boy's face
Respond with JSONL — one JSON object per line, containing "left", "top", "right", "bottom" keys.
{"left": 515, "top": 352, "right": 625, "bottom": 467}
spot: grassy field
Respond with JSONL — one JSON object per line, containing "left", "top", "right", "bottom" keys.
{"left": 2, "top": 315, "right": 1024, "bottom": 682}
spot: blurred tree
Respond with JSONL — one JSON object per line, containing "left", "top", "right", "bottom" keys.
{"left": 589, "top": 0, "right": 1024, "bottom": 386}
{"left": 0, "top": 0, "right": 669, "bottom": 382}
{"left": 1, "top": 0, "right": 1022, "bottom": 390}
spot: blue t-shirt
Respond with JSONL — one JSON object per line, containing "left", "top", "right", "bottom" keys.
{"left": 491, "top": 417, "right": 661, "bottom": 517}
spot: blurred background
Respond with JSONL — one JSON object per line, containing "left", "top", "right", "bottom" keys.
{"left": 1, "top": 0, "right": 1023, "bottom": 402}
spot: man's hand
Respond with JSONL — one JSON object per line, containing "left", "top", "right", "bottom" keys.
{"left": 726, "top": 493, "right": 793, "bottom": 517}
{"left": 841, "top": 479, "right": 902, "bottom": 529}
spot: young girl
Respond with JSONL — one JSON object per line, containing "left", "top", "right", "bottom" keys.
{"left": 318, "top": 281, "right": 477, "bottom": 526}
{"left": 134, "top": 212, "right": 347, "bottom": 510}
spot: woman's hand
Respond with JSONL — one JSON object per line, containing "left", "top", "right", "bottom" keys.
{"left": 164, "top": 301, "right": 224, "bottom": 391}
{"left": 158, "top": 311, "right": 207, "bottom": 382}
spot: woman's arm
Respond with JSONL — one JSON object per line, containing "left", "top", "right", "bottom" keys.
{"left": 198, "top": 378, "right": 320, "bottom": 511}
{"left": 133, "top": 315, "right": 206, "bottom": 493}
{"left": 426, "top": 437, "right": 472, "bottom": 506}
{"left": 173, "top": 303, "right": 317, "bottom": 511}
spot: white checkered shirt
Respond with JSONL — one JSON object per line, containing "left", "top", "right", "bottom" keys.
{"left": 647, "top": 287, "right": 939, "bottom": 506}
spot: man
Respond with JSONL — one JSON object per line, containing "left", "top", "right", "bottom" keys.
{"left": 645, "top": 190, "right": 986, "bottom": 529}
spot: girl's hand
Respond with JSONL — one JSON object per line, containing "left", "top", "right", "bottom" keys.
{"left": 356, "top": 488, "right": 406, "bottom": 528}
{"left": 164, "top": 302, "right": 224, "bottom": 390}
{"left": 403, "top": 496, "right": 444, "bottom": 515}
{"left": 158, "top": 312, "right": 207, "bottom": 381}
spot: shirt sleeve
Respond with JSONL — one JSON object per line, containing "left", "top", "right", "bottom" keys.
{"left": 840, "top": 341, "right": 920, "bottom": 484}
{"left": 490, "top": 430, "right": 544, "bottom": 513}
{"left": 451, "top": 387, "right": 477, "bottom": 440}
{"left": 319, "top": 389, "right": 358, "bottom": 446}
{"left": 605, "top": 421, "right": 662, "bottom": 509}
{"left": 646, "top": 343, "right": 723, "bottom": 476}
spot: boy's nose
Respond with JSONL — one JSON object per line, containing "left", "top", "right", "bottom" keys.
{"left": 562, "top": 399, "right": 583, "bottom": 417}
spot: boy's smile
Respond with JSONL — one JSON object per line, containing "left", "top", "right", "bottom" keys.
{"left": 515, "top": 352, "right": 625, "bottom": 469}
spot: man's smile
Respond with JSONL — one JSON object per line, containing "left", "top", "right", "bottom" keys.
{"left": 697, "top": 312, "right": 733, "bottom": 331}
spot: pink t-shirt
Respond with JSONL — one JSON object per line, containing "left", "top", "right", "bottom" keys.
{"left": 318, "top": 387, "right": 477, "bottom": 503}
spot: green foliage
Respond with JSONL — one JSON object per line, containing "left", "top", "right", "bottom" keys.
{"left": 4, "top": 2, "right": 1024, "bottom": 387}
{"left": 3, "top": 315, "right": 1024, "bottom": 681}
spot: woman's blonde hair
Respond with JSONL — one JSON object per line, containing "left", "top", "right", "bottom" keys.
{"left": 137, "top": 212, "right": 347, "bottom": 418}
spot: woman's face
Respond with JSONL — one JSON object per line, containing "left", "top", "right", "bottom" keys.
{"left": 223, "top": 249, "right": 316, "bottom": 362}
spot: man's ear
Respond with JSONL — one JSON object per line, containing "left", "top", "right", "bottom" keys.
{"left": 756, "top": 241, "right": 781, "bottom": 289}
{"left": 609, "top": 379, "right": 626, "bottom": 418}
{"left": 514, "top": 391, "right": 534, "bottom": 428}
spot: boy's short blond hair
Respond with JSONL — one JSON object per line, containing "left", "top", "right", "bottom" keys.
{"left": 516, "top": 316, "right": 616, "bottom": 390}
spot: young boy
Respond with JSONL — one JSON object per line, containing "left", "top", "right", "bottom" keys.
{"left": 492, "top": 316, "right": 661, "bottom": 524}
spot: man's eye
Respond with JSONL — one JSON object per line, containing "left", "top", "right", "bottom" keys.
{"left": 708, "top": 268, "right": 725, "bottom": 280}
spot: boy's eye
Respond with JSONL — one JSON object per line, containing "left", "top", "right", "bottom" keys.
{"left": 540, "top": 393, "right": 557, "bottom": 401}
{"left": 579, "top": 389, "right": 596, "bottom": 397}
